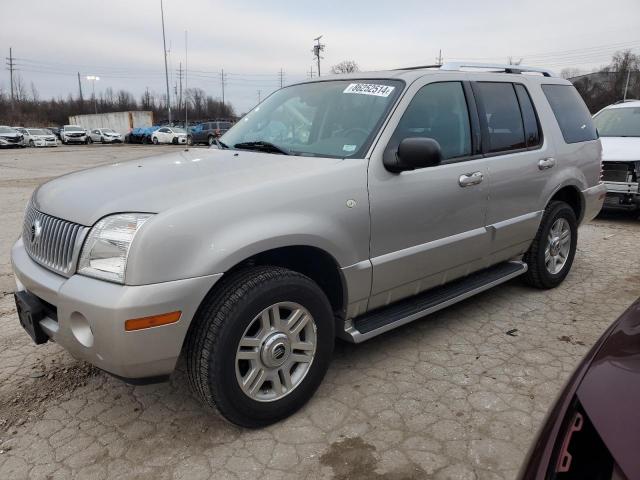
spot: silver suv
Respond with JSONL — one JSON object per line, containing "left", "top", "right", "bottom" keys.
{"left": 11, "top": 63, "right": 605, "bottom": 427}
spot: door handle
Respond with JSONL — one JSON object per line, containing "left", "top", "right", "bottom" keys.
{"left": 458, "top": 171, "right": 484, "bottom": 187}
{"left": 538, "top": 158, "right": 556, "bottom": 170}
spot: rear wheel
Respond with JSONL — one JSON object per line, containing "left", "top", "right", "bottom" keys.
{"left": 186, "top": 266, "right": 335, "bottom": 427}
{"left": 523, "top": 201, "right": 578, "bottom": 289}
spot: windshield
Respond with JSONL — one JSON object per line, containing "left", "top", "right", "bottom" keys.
{"left": 173, "top": 128, "right": 186, "bottom": 134}
{"left": 103, "top": 128, "right": 115, "bottom": 134}
{"left": 222, "top": 80, "right": 403, "bottom": 157}
{"left": 65, "top": 126, "right": 83, "bottom": 132}
{"left": 593, "top": 107, "right": 640, "bottom": 137}
{"left": 0, "top": 127, "right": 15, "bottom": 134}
{"left": 28, "top": 129, "right": 47, "bottom": 135}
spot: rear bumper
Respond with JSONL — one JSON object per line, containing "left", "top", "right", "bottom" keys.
{"left": 581, "top": 182, "right": 607, "bottom": 223}
{"left": 11, "top": 238, "right": 222, "bottom": 380}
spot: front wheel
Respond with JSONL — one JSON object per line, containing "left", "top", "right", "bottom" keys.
{"left": 523, "top": 201, "right": 578, "bottom": 289}
{"left": 152, "top": 137, "right": 159, "bottom": 145}
{"left": 186, "top": 266, "right": 335, "bottom": 427}
{"left": 28, "top": 140, "right": 35, "bottom": 147}
{"left": 86, "top": 137, "right": 93, "bottom": 144}
{"left": 208, "top": 135, "right": 215, "bottom": 146}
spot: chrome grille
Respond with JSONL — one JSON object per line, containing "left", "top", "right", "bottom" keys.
{"left": 22, "top": 204, "right": 88, "bottom": 277}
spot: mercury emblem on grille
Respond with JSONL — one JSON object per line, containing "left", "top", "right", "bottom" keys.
{"left": 31, "top": 219, "right": 42, "bottom": 245}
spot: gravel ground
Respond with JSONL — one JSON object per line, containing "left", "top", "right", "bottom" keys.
{"left": 0, "top": 145, "right": 639, "bottom": 480}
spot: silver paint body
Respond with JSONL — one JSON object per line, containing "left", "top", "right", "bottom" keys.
{"left": 11, "top": 69, "right": 605, "bottom": 379}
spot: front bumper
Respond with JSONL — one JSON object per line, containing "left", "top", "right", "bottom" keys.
{"left": 63, "top": 136, "right": 87, "bottom": 143}
{"left": 580, "top": 182, "right": 607, "bottom": 223}
{"left": 603, "top": 181, "right": 640, "bottom": 209}
{"left": 11, "top": 238, "right": 221, "bottom": 380}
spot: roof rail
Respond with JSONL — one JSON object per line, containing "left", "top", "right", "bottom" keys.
{"left": 439, "top": 62, "right": 555, "bottom": 77}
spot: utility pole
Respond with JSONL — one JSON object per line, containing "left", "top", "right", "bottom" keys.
{"left": 257, "top": 90, "right": 261, "bottom": 104}
{"left": 312, "top": 36, "right": 325, "bottom": 76}
{"left": 160, "top": 0, "right": 172, "bottom": 124}
{"left": 623, "top": 68, "right": 631, "bottom": 101}
{"left": 184, "top": 30, "right": 188, "bottom": 144}
{"left": 220, "top": 68, "right": 226, "bottom": 107}
{"left": 435, "top": 49, "right": 443, "bottom": 66}
{"left": 308, "top": 66, "right": 314, "bottom": 79}
{"left": 77, "top": 72, "right": 84, "bottom": 111}
{"left": 6, "top": 47, "right": 15, "bottom": 109}
{"left": 278, "top": 68, "right": 285, "bottom": 88}
{"left": 177, "top": 62, "right": 183, "bottom": 112}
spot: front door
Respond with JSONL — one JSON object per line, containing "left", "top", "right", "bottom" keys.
{"left": 368, "top": 78, "right": 492, "bottom": 311}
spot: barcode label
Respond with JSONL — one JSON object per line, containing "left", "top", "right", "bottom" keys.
{"left": 343, "top": 83, "right": 395, "bottom": 97}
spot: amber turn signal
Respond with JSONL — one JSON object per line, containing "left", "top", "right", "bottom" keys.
{"left": 125, "top": 311, "right": 181, "bottom": 331}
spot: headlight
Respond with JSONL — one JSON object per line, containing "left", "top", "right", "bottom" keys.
{"left": 78, "top": 213, "right": 153, "bottom": 283}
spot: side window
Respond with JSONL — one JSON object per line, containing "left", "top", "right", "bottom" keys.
{"left": 476, "top": 82, "right": 525, "bottom": 153}
{"left": 388, "top": 82, "right": 471, "bottom": 160}
{"left": 542, "top": 84, "right": 597, "bottom": 144}
{"left": 514, "top": 84, "right": 542, "bottom": 147}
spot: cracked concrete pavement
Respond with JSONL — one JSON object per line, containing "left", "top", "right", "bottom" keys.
{"left": 1, "top": 146, "right": 639, "bottom": 479}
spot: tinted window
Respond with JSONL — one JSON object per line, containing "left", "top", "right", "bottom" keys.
{"left": 476, "top": 82, "right": 525, "bottom": 153}
{"left": 388, "top": 82, "right": 471, "bottom": 160}
{"left": 542, "top": 84, "right": 597, "bottom": 143}
{"left": 219, "top": 122, "right": 232, "bottom": 129}
{"left": 514, "top": 84, "right": 541, "bottom": 147}
{"left": 593, "top": 107, "right": 640, "bottom": 137}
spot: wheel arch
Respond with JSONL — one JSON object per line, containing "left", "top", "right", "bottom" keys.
{"left": 217, "top": 245, "right": 347, "bottom": 316}
{"left": 548, "top": 184, "right": 583, "bottom": 223}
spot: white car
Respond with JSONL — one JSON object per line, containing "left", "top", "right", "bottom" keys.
{"left": 0, "top": 126, "right": 25, "bottom": 148}
{"left": 88, "top": 128, "right": 123, "bottom": 144}
{"left": 151, "top": 127, "right": 188, "bottom": 145}
{"left": 22, "top": 128, "right": 58, "bottom": 147}
{"left": 60, "top": 125, "right": 88, "bottom": 144}
{"left": 593, "top": 100, "right": 640, "bottom": 210}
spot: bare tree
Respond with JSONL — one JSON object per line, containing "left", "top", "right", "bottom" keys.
{"left": 331, "top": 60, "right": 360, "bottom": 74}
{"left": 30, "top": 82, "right": 40, "bottom": 103}
{"left": 560, "top": 68, "right": 584, "bottom": 80}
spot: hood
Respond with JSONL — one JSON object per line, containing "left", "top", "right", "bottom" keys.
{"left": 600, "top": 137, "right": 640, "bottom": 162}
{"left": 0, "top": 132, "right": 20, "bottom": 138}
{"left": 34, "top": 148, "right": 341, "bottom": 226}
{"left": 576, "top": 299, "right": 640, "bottom": 479}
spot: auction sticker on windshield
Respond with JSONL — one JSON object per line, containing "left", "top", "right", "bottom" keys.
{"left": 343, "top": 83, "right": 395, "bottom": 97}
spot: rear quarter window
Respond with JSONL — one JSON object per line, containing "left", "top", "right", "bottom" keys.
{"left": 542, "top": 84, "right": 597, "bottom": 144}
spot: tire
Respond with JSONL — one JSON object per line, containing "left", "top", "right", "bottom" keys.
{"left": 86, "top": 137, "right": 93, "bottom": 144}
{"left": 523, "top": 201, "right": 578, "bottom": 289}
{"left": 152, "top": 137, "right": 159, "bottom": 145}
{"left": 100, "top": 136, "right": 105, "bottom": 143}
{"left": 186, "top": 266, "right": 335, "bottom": 427}
{"left": 208, "top": 135, "right": 215, "bottom": 146}
{"left": 28, "top": 140, "right": 34, "bottom": 147}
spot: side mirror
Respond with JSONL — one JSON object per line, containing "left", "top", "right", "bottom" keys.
{"left": 384, "top": 137, "right": 442, "bottom": 173}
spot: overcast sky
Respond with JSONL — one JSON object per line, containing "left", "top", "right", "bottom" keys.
{"left": 1, "top": 0, "right": 639, "bottom": 114}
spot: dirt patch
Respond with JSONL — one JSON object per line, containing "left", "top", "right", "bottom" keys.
{"left": 320, "top": 436, "right": 426, "bottom": 480}
{"left": 558, "top": 335, "right": 585, "bottom": 346}
{"left": 0, "top": 359, "right": 100, "bottom": 429}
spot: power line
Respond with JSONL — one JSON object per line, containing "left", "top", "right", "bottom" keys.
{"left": 160, "top": 0, "right": 171, "bottom": 123}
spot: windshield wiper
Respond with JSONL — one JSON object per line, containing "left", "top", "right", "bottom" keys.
{"left": 233, "top": 141, "right": 290, "bottom": 155}
{"left": 214, "top": 138, "right": 229, "bottom": 149}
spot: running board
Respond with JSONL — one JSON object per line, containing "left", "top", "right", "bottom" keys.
{"left": 343, "top": 261, "right": 527, "bottom": 343}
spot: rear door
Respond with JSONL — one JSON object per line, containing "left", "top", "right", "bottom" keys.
{"left": 472, "top": 80, "right": 554, "bottom": 263}
{"left": 368, "top": 77, "right": 492, "bottom": 311}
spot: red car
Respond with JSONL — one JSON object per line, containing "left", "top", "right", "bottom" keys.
{"left": 519, "top": 299, "right": 640, "bottom": 479}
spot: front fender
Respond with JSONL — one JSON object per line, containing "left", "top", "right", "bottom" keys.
{"left": 125, "top": 159, "right": 371, "bottom": 285}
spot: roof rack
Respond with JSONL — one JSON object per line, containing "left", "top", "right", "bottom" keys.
{"left": 439, "top": 62, "right": 555, "bottom": 77}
